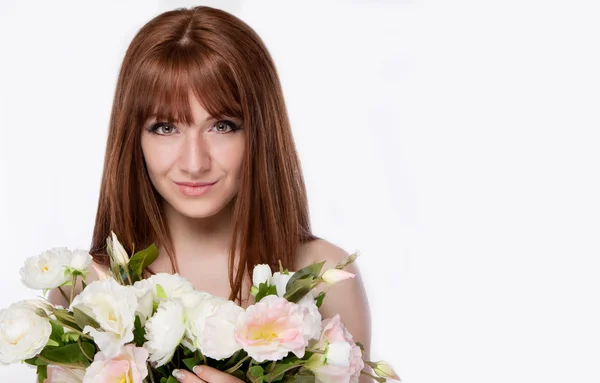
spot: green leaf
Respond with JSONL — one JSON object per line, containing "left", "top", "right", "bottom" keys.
{"left": 183, "top": 357, "right": 197, "bottom": 371}
{"left": 73, "top": 307, "right": 101, "bottom": 330}
{"left": 249, "top": 365, "right": 264, "bottom": 383}
{"left": 133, "top": 315, "right": 146, "bottom": 347}
{"left": 283, "top": 277, "right": 314, "bottom": 303}
{"left": 156, "top": 284, "right": 167, "bottom": 300}
{"left": 166, "top": 376, "right": 179, "bottom": 383}
{"left": 40, "top": 342, "right": 95, "bottom": 366}
{"left": 314, "top": 291, "right": 326, "bottom": 308}
{"left": 128, "top": 243, "right": 159, "bottom": 281}
{"left": 355, "top": 341, "right": 365, "bottom": 352}
{"left": 46, "top": 339, "right": 60, "bottom": 347}
{"left": 81, "top": 279, "right": 87, "bottom": 289}
{"left": 23, "top": 357, "right": 49, "bottom": 367}
{"left": 287, "top": 368, "right": 316, "bottom": 383}
{"left": 49, "top": 320, "right": 65, "bottom": 345}
{"left": 286, "top": 261, "right": 326, "bottom": 291}
{"left": 160, "top": 378, "right": 168, "bottom": 383}
{"left": 37, "top": 365, "right": 48, "bottom": 383}
{"left": 62, "top": 332, "right": 81, "bottom": 343}
{"left": 267, "top": 360, "right": 305, "bottom": 382}
{"left": 254, "top": 282, "right": 269, "bottom": 302}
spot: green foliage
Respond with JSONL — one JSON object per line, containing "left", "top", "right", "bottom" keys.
{"left": 133, "top": 315, "right": 147, "bottom": 347}
{"left": 128, "top": 243, "right": 159, "bottom": 282}
{"left": 286, "top": 262, "right": 326, "bottom": 290}
{"left": 284, "top": 277, "right": 314, "bottom": 303}
{"left": 314, "top": 291, "right": 326, "bottom": 308}
{"left": 156, "top": 284, "right": 167, "bottom": 299}
{"left": 73, "top": 307, "right": 101, "bottom": 330}
{"left": 39, "top": 342, "right": 95, "bottom": 367}
{"left": 255, "top": 282, "right": 278, "bottom": 302}
{"left": 53, "top": 308, "right": 81, "bottom": 331}
{"left": 36, "top": 365, "right": 48, "bottom": 383}
{"left": 248, "top": 365, "right": 264, "bottom": 383}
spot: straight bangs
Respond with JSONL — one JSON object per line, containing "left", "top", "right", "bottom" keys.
{"left": 129, "top": 43, "right": 243, "bottom": 129}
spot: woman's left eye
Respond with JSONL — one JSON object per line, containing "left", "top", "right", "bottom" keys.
{"left": 211, "top": 120, "right": 241, "bottom": 134}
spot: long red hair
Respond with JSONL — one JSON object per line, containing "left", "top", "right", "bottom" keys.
{"left": 89, "top": 6, "right": 318, "bottom": 303}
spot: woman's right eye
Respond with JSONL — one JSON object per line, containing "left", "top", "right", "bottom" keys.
{"left": 148, "top": 122, "right": 177, "bottom": 135}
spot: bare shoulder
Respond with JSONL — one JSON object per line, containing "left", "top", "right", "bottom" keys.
{"left": 46, "top": 259, "right": 108, "bottom": 307}
{"left": 297, "top": 238, "right": 373, "bottom": 365}
{"left": 296, "top": 238, "right": 355, "bottom": 270}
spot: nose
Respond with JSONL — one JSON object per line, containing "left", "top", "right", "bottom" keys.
{"left": 179, "top": 131, "right": 211, "bottom": 176}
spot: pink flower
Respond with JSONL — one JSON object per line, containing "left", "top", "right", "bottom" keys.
{"left": 306, "top": 314, "right": 364, "bottom": 383}
{"left": 83, "top": 344, "right": 148, "bottom": 383}
{"left": 234, "top": 295, "right": 307, "bottom": 362}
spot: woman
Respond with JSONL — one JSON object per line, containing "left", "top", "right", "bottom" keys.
{"left": 47, "top": 6, "right": 371, "bottom": 383}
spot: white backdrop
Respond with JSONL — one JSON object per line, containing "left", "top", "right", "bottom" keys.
{"left": 1, "top": 1, "right": 599, "bottom": 382}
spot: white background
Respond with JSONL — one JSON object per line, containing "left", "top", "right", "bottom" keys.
{"left": 1, "top": 1, "right": 599, "bottom": 382}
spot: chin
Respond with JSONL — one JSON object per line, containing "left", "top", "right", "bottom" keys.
{"left": 165, "top": 195, "right": 237, "bottom": 219}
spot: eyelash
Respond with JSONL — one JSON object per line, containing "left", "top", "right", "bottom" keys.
{"left": 146, "top": 120, "right": 242, "bottom": 136}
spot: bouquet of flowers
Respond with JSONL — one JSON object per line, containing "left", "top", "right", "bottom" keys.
{"left": 0, "top": 233, "right": 400, "bottom": 383}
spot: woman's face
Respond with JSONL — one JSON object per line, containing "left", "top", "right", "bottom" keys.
{"left": 141, "top": 95, "right": 245, "bottom": 219}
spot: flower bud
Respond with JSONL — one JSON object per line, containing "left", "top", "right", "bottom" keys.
{"left": 252, "top": 264, "right": 272, "bottom": 287}
{"left": 373, "top": 360, "right": 401, "bottom": 380}
{"left": 321, "top": 269, "right": 355, "bottom": 285}
{"left": 107, "top": 231, "right": 130, "bottom": 266}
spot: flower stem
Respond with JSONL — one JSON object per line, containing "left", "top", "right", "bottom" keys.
{"left": 224, "top": 355, "right": 250, "bottom": 374}
{"left": 77, "top": 338, "right": 94, "bottom": 362}
{"left": 147, "top": 363, "right": 155, "bottom": 383}
{"left": 123, "top": 265, "right": 133, "bottom": 285}
{"left": 69, "top": 275, "right": 77, "bottom": 305}
{"left": 58, "top": 287, "right": 70, "bottom": 304}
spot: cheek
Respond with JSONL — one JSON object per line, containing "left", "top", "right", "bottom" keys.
{"left": 210, "top": 135, "right": 245, "bottom": 175}
{"left": 141, "top": 138, "right": 178, "bottom": 177}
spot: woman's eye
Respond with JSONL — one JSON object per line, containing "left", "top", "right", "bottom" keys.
{"left": 211, "top": 120, "right": 241, "bottom": 134}
{"left": 148, "top": 122, "right": 177, "bottom": 135}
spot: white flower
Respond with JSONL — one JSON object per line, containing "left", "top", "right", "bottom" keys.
{"left": 132, "top": 286, "right": 154, "bottom": 326}
{"left": 144, "top": 299, "right": 185, "bottom": 367}
{"left": 133, "top": 273, "right": 194, "bottom": 304}
{"left": 252, "top": 264, "right": 273, "bottom": 287}
{"left": 181, "top": 293, "right": 227, "bottom": 352}
{"left": 70, "top": 279, "right": 138, "bottom": 358}
{"left": 0, "top": 301, "right": 51, "bottom": 365}
{"left": 326, "top": 342, "right": 352, "bottom": 367}
{"left": 270, "top": 271, "right": 294, "bottom": 297}
{"left": 200, "top": 300, "right": 244, "bottom": 360}
{"left": 67, "top": 249, "right": 93, "bottom": 275}
{"left": 51, "top": 366, "right": 86, "bottom": 383}
{"left": 20, "top": 247, "right": 72, "bottom": 290}
{"left": 106, "top": 231, "right": 129, "bottom": 266}
{"left": 321, "top": 269, "right": 355, "bottom": 285}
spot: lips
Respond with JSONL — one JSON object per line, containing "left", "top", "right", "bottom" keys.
{"left": 174, "top": 181, "right": 217, "bottom": 197}
{"left": 174, "top": 181, "right": 216, "bottom": 187}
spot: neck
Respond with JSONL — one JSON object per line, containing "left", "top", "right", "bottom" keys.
{"left": 160, "top": 199, "right": 237, "bottom": 268}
